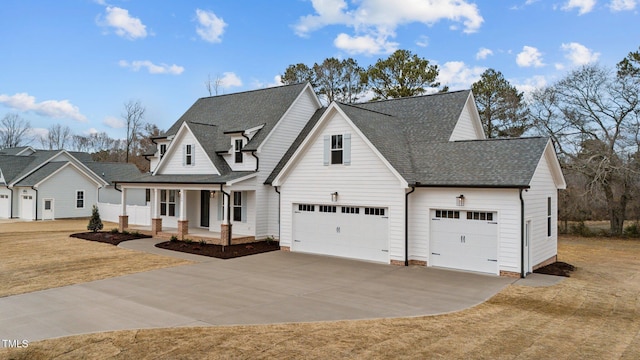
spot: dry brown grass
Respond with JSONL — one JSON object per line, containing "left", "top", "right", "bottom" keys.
{"left": 2, "top": 235, "right": 640, "bottom": 359}
{"left": 0, "top": 219, "right": 192, "bottom": 298}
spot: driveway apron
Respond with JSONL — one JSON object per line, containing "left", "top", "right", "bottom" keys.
{"left": 0, "top": 241, "right": 514, "bottom": 342}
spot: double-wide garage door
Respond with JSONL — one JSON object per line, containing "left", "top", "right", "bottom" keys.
{"left": 430, "top": 209, "right": 498, "bottom": 274}
{"left": 292, "top": 204, "right": 389, "bottom": 263}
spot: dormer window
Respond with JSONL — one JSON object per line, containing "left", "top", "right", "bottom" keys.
{"left": 160, "top": 144, "right": 166, "bottom": 158}
{"left": 235, "top": 139, "right": 243, "bottom": 163}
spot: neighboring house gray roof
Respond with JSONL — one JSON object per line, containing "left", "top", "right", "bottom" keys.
{"left": 0, "top": 146, "right": 33, "bottom": 155}
{"left": 163, "top": 83, "right": 309, "bottom": 177}
{"left": 84, "top": 162, "right": 143, "bottom": 185}
{"left": 0, "top": 155, "right": 36, "bottom": 184}
{"left": 268, "top": 90, "right": 550, "bottom": 188}
{"left": 118, "top": 172, "right": 256, "bottom": 185}
{"left": 13, "top": 162, "right": 68, "bottom": 186}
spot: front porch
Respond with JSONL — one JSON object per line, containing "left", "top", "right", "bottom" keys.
{"left": 126, "top": 224, "right": 256, "bottom": 245}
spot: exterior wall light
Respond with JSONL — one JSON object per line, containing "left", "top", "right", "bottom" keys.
{"left": 456, "top": 194, "right": 465, "bottom": 206}
{"left": 331, "top": 192, "right": 339, "bottom": 202}
{"left": 210, "top": 190, "right": 216, "bottom": 198}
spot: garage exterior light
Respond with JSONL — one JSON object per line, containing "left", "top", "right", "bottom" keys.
{"left": 331, "top": 192, "right": 339, "bottom": 202}
{"left": 456, "top": 194, "right": 465, "bottom": 206}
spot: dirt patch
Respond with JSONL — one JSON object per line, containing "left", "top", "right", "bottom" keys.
{"left": 156, "top": 240, "right": 279, "bottom": 259}
{"left": 70, "top": 231, "right": 151, "bottom": 245}
{"left": 533, "top": 261, "right": 576, "bottom": 277}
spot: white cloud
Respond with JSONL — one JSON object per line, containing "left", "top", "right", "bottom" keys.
{"left": 476, "top": 47, "right": 493, "bottom": 60}
{"left": 514, "top": 75, "right": 548, "bottom": 100}
{"left": 0, "top": 93, "right": 87, "bottom": 122}
{"left": 294, "top": 0, "right": 483, "bottom": 55}
{"left": 119, "top": 60, "right": 184, "bottom": 75}
{"left": 99, "top": 6, "right": 147, "bottom": 40}
{"left": 562, "top": 0, "right": 596, "bottom": 14}
{"left": 219, "top": 72, "right": 242, "bottom": 88}
{"left": 416, "top": 35, "right": 429, "bottom": 48}
{"left": 86, "top": 128, "right": 99, "bottom": 135}
{"left": 436, "top": 61, "right": 486, "bottom": 90}
{"left": 334, "top": 33, "right": 398, "bottom": 55}
{"left": 253, "top": 75, "right": 285, "bottom": 89}
{"left": 195, "top": 9, "right": 227, "bottom": 43}
{"left": 516, "top": 46, "right": 545, "bottom": 67}
{"left": 561, "top": 42, "right": 600, "bottom": 66}
{"left": 610, "top": 0, "right": 637, "bottom": 11}
{"left": 103, "top": 116, "right": 125, "bottom": 129}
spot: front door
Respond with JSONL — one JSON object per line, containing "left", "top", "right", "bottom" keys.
{"left": 200, "top": 190, "right": 210, "bottom": 227}
{"left": 43, "top": 198, "right": 54, "bottom": 220}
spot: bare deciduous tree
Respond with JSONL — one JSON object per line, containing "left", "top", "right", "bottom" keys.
{"left": 531, "top": 64, "right": 640, "bottom": 235}
{"left": 40, "top": 124, "right": 72, "bottom": 150}
{"left": 122, "top": 100, "right": 145, "bottom": 163}
{"left": 0, "top": 113, "right": 32, "bottom": 148}
{"left": 205, "top": 73, "right": 223, "bottom": 96}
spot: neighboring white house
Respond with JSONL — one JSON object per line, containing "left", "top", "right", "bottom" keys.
{"left": 0, "top": 146, "right": 144, "bottom": 220}
{"left": 115, "top": 84, "right": 565, "bottom": 277}
{"left": 269, "top": 90, "right": 566, "bottom": 278}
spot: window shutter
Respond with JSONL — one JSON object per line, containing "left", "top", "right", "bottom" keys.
{"left": 343, "top": 133, "right": 351, "bottom": 165}
{"left": 241, "top": 191, "right": 247, "bottom": 223}
{"left": 182, "top": 145, "right": 186, "bottom": 166}
{"left": 217, "top": 194, "right": 223, "bottom": 221}
{"left": 191, "top": 144, "right": 196, "bottom": 166}
{"left": 323, "top": 135, "right": 330, "bottom": 166}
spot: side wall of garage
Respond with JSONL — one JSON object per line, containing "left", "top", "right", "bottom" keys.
{"left": 278, "top": 110, "right": 406, "bottom": 263}
{"left": 409, "top": 188, "right": 521, "bottom": 275}
{"left": 0, "top": 187, "right": 12, "bottom": 218}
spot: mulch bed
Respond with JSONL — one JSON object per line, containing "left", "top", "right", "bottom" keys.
{"left": 533, "top": 261, "right": 576, "bottom": 277}
{"left": 156, "top": 240, "right": 280, "bottom": 259}
{"left": 70, "top": 231, "right": 152, "bottom": 245}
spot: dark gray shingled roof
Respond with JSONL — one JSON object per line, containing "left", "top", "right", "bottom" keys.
{"left": 267, "top": 90, "right": 551, "bottom": 188}
{"left": 84, "top": 162, "right": 143, "bottom": 185}
{"left": 13, "top": 162, "right": 68, "bottom": 186}
{"left": 0, "top": 155, "right": 36, "bottom": 184}
{"left": 118, "top": 172, "right": 256, "bottom": 185}
{"left": 0, "top": 146, "right": 33, "bottom": 155}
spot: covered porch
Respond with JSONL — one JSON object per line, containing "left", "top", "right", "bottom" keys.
{"left": 115, "top": 173, "right": 257, "bottom": 245}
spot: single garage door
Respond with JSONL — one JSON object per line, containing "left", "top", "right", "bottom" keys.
{"left": 0, "top": 194, "right": 9, "bottom": 218}
{"left": 293, "top": 204, "right": 389, "bottom": 263}
{"left": 20, "top": 194, "right": 34, "bottom": 220}
{"left": 430, "top": 209, "right": 498, "bottom": 274}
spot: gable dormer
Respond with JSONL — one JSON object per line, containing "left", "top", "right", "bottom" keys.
{"left": 220, "top": 126, "right": 262, "bottom": 171}
{"left": 449, "top": 91, "right": 486, "bottom": 141}
{"left": 154, "top": 123, "right": 219, "bottom": 175}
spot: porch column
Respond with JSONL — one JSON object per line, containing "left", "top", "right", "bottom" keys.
{"left": 177, "top": 189, "right": 188, "bottom": 239}
{"left": 151, "top": 188, "right": 162, "bottom": 235}
{"left": 220, "top": 188, "right": 232, "bottom": 246}
{"left": 119, "top": 187, "right": 128, "bottom": 232}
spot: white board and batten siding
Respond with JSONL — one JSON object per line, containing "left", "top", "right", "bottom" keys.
{"left": 155, "top": 128, "right": 217, "bottom": 175}
{"left": 409, "top": 188, "right": 521, "bottom": 275}
{"left": 36, "top": 165, "right": 99, "bottom": 219}
{"left": 279, "top": 110, "right": 406, "bottom": 263}
{"left": 523, "top": 147, "right": 560, "bottom": 268}
{"left": 256, "top": 89, "right": 321, "bottom": 239}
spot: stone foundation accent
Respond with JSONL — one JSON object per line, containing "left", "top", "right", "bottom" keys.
{"left": 390, "top": 259, "right": 404, "bottom": 266}
{"left": 500, "top": 270, "right": 521, "bottom": 278}
{"left": 280, "top": 246, "right": 290, "bottom": 252}
{"left": 177, "top": 220, "right": 189, "bottom": 239}
{"left": 221, "top": 223, "right": 232, "bottom": 245}
{"left": 409, "top": 260, "right": 427, "bottom": 266}
{"left": 151, "top": 218, "right": 162, "bottom": 235}
{"left": 533, "top": 255, "right": 558, "bottom": 271}
{"left": 118, "top": 215, "right": 128, "bottom": 232}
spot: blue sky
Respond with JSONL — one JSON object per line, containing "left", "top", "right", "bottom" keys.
{"left": 1, "top": 0, "right": 638, "bottom": 142}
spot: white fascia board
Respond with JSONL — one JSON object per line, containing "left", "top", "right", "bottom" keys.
{"left": 256, "top": 83, "right": 322, "bottom": 153}
{"left": 225, "top": 173, "right": 258, "bottom": 186}
{"left": 33, "top": 162, "right": 103, "bottom": 188}
{"left": 152, "top": 122, "right": 219, "bottom": 175}
{"left": 544, "top": 140, "right": 567, "bottom": 189}
{"left": 15, "top": 146, "right": 36, "bottom": 156}
{"left": 272, "top": 102, "right": 408, "bottom": 188}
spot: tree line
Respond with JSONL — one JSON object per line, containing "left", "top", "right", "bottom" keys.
{"left": 0, "top": 100, "right": 160, "bottom": 172}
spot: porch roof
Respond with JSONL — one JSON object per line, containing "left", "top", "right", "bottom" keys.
{"left": 115, "top": 171, "right": 256, "bottom": 186}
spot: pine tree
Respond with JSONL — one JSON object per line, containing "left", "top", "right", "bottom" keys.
{"left": 87, "top": 205, "right": 104, "bottom": 232}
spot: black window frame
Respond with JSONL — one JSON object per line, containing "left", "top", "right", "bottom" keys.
{"left": 233, "top": 191, "right": 243, "bottom": 222}
{"left": 76, "top": 190, "right": 84, "bottom": 209}
{"left": 235, "top": 139, "right": 243, "bottom": 163}
{"left": 331, "top": 134, "right": 343, "bottom": 164}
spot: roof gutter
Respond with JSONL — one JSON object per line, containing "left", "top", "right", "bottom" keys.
{"left": 411, "top": 183, "right": 530, "bottom": 189}
{"left": 405, "top": 186, "right": 416, "bottom": 266}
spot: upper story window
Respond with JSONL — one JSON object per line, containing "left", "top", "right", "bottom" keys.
{"left": 324, "top": 134, "right": 351, "bottom": 166}
{"left": 235, "top": 139, "right": 243, "bottom": 163}
{"left": 331, "top": 135, "right": 343, "bottom": 164}
{"left": 159, "top": 144, "right": 166, "bottom": 157}
{"left": 184, "top": 144, "right": 194, "bottom": 166}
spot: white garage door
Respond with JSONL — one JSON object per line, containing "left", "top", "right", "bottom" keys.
{"left": 293, "top": 204, "right": 389, "bottom": 263}
{"left": 0, "top": 194, "right": 9, "bottom": 218}
{"left": 21, "top": 195, "right": 34, "bottom": 220}
{"left": 430, "top": 209, "right": 498, "bottom": 274}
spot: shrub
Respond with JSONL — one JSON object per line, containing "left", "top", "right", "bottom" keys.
{"left": 198, "top": 239, "right": 207, "bottom": 246}
{"left": 569, "top": 222, "right": 594, "bottom": 237}
{"left": 131, "top": 231, "right": 142, "bottom": 237}
{"left": 170, "top": 235, "right": 178, "bottom": 242}
{"left": 624, "top": 223, "right": 640, "bottom": 238}
{"left": 87, "top": 205, "right": 103, "bottom": 233}
{"left": 110, "top": 228, "right": 119, "bottom": 234}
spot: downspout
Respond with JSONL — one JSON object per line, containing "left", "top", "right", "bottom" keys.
{"left": 241, "top": 134, "right": 259, "bottom": 172}
{"left": 519, "top": 188, "right": 525, "bottom": 279}
{"left": 405, "top": 186, "right": 416, "bottom": 266}
{"left": 31, "top": 186, "right": 38, "bottom": 221}
{"left": 4, "top": 186, "right": 13, "bottom": 218}
{"left": 220, "top": 184, "right": 231, "bottom": 246}
{"left": 274, "top": 186, "right": 281, "bottom": 240}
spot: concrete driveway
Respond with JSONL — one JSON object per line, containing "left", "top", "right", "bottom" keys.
{"left": 0, "top": 239, "right": 514, "bottom": 342}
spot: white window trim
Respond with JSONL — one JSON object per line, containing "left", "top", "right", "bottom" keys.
{"left": 234, "top": 139, "right": 244, "bottom": 163}
{"left": 183, "top": 144, "right": 195, "bottom": 167}
{"left": 76, "top": 190, "right": 85, "bottom": 209}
